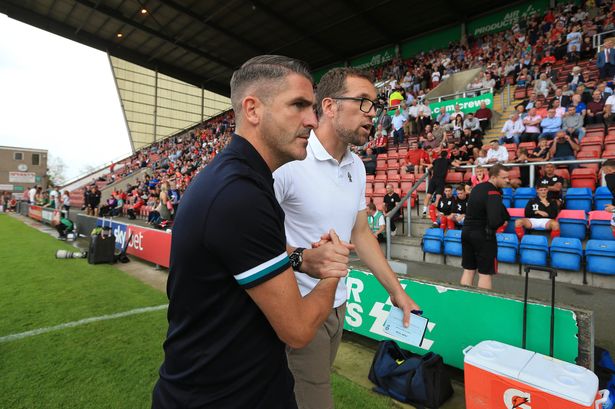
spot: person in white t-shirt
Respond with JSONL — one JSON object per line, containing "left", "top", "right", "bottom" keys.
{"left": 274, "top": 67, "right": 419, "bottom": 409}
{"left": 486, "top": 140, "right": 509, "bottom": 163}
{"left": 605, "top": 93, "right": 615, "bottom": 123}
{"left": 28, "top": 186, "right": 36, "bottom": 204}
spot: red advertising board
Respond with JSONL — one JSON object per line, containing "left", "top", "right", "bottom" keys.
{"left": 122, "top": 224, "right": 171, "bottom": 268}
{"left": 28, "top": 205, "right": 42, "bottom": 221}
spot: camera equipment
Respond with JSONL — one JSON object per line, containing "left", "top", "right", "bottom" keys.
{"left": 55, "top": 250, "right": 88, "bottom": 259}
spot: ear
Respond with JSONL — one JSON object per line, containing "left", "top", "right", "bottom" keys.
{"left": 242, "top": 95, "right": 262, "bottom": 126}
{"left": 321, "top": 97, "right": 337, "bottom": 119}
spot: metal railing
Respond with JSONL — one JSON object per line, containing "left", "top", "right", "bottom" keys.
{"left": 456, "top": 158, "right": 606, "bottom": 187}
{"left": 593, "top": 29, "right": 615, "bottom": 51}
{"left": 384, "top": 173, "right": 429, "bottom": 260}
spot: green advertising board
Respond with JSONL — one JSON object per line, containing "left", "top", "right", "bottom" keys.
{"left": 344, "top": 270, "right": 579, "bottom": 369}
{"left": 428, "top": 92, "right": 494, "bottom": 119}
{"left": 467, "top": 0, "right": 548, "bottom": 37}
{"left": 350, "top": 46, "right": 396, "bottom": 70}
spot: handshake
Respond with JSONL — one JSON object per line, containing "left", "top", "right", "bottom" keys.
{"left": 299, "top": 229, "right": 355, "bottom": 280}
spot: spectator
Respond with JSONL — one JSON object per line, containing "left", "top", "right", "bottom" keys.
{"left": 417, "top": 108, "right": 432, "bottom": 135}
{"left": 597, "top": 40, "right": 615, "bottom": 80}
{"left": 486, "top": 140, "right": 509, "bottom": 163}
{"left": 61, "top": 190, "right": 71, "bottom": 217}
{"left": 99, "top": 194, "right": 117, "bottom": 217}
{"left": 539, "top": 109, "right": 563, "bottom": 139}
{"left": 401, "top": 141, "right": 429, "bottom": 176}
{"left": 522, "top": 108, "right": 543, "bottom": 142}
{"left": 500, "top": 113, "right": 525, "bottom": 145}
{"left": 451, "top": 104, "right": 464, "bottom": 119}
{"left": 436, "top": 110, "right": 451, "bottom": 126}
{"left": 383, "top": 184, "right": 401, "bottom": 234}
{"left": 431, "top": 185, "right": 455, "bottom": 229}
{"left": 471, "top": 165, "right": 489, "bottom": 186}
{"left": 528, "top": 138, "right": 551, "bottom": 162}
{"left": 367, "top": 202, "right": 386, "bottom": 242}
{"left": 447, "top": 185, "right": 468, "bottom": 229}
{"left": 586, "top": 90, "right": 606, "bottom": 125}
{"left": 581, "top": 36, "right": 594, "bottom": 60}
{"left": 534, "top": 100, "right": 548, "bottom": 119}
{"left": 391, "top": 108, "right": 406, "bottom": 145}
{"left": 421, "top": 132, "right": 439, "bottom": 150}
{"left": 423, "top": 150, "right": 459, "bottom": 217}
{"left": 463, "top": 112, "right": 482, "bottom": 135}
{"left": 567, "top": 66, "right": 585, "bottom": 92}
{"left": 551, "top": 99, "right": 566, "bottom": 118}
{"left": 512, "top": 148, "right": 530, "bottom": 187}
{"left": 474, "top": 101, "right": 493, "bottom": 132}
{"left": 361, "top": 147, "right": 377, "bottom": 175}
{"left": 551, "top": 88, "right": 571, "bottom": 108}
{"left": 537, "top": 163, "right": 565, "bottom": 206}
{"left": 514, "top": 185, "right": 561, "bottom": 240}
{"left": 550, "top": 130, "right": 580, "bottom": 172}
{"left": 407, "top": 99, "right": 419, "bottom": 135}
{"left": 534, "top": 73, "right": 557, "bottom": 98}
{"left": 449, "top": 144, "right": 472, "bottom": 165}
{"left": 562, "top": 105, "right": 586, "bottom": 140}
{"left": 462, "top": 127, "right": 482, "bottom": 152}
{"left": 451, "top": 114, "right": 464, "bottom": 140}
{"left": 373, "top": 125, "right": 388, "bottom": 154}
{"left": 53, "top": 211, "right": 75, "bottom": 240}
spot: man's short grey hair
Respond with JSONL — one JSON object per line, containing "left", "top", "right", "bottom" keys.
{"left": 230, "top": 55, "right": 312, "bottom": 116}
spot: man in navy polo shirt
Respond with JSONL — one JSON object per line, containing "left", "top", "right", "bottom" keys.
{"left": 152, "top": 56, "right": 348, "bottom": 409}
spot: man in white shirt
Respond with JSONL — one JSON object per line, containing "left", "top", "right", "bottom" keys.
{"left": 605, "top": 93, "right": 615, "bottom": 123}
{"left": 486, "top": 140, "right": 509, "bottom": 163}
{"left": 499, "top": 113, "right": 525, "bottom": 145}
{"left": 274, "top": 67, "right": 419, "bottom": 409}
{"left": 407, "top": 99, "right": 420, "bottom": 136}
{"left": 391, "top": 108, "right": 407, "bottom": 145}
{"left": 28, "top": 186, "right": 36, "bottom": 204}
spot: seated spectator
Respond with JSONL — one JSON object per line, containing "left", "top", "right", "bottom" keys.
{"left": 463, "top": 112, "right": 482, "bottom": 135}
{"left": 474, "top": 101, "right": 493, "bottom": 132}
{"left": 521, "top": 108, "right": 543, "bottom": 143}
{"left": 606, "top": 92, "right": 615, "bottom": 124}
{"left": 432, "top": 123, "right": 447, "bottom": 146}
{"left": 537, "top": 163, "right": 565, "bottom": 207}
{"left": 550, "top": 130, "right": 580, "bottom": 172}
{"left": 514, "top": 185, "right": 561, "bottom": 241}
{"left": 446, "top": 185, "right": 468, "bottom": 229}
{"left": 539, "top": 109, "right": 563, "bottom": 140}
{"left": 401, "top": 141, "right": 429, "bottom": 176}
{"left": 451, "top": 104, "right": 464, "bottom": 119}
{"left": 551, "top": 88, "right": 571, "bottom": 109}
{"left": 436, "top": 110, "right": 451, "bottom": 126}
{"left": 500, "top": 113, "right": 525, "bottom": 145}
{"left": 99, "top": 194, "right": 117, "bottom": 217}
{"left": 539, "top": 50, "right": 556, "bottom": 67}
{"left": 567, "top": 45, "right": 581, "bottom": 64}
{"left": 586, "top": 90, "right": 606, "bottom": 125}
{"left": 475, "top": 148, "right": 489, "bottom": 166}
{"left": 523, "top": 92, "right": 538, "bottom": 110}
{"left": 581, "top": 37, "right": 594, "bottom": 60}
{"left": 449, "top": 144, "right": 472, "bottom": 165}
{"left": 528, "top": 138, "right": 551, "bottom": 162}
{"left": 383, "top": 184, "right": 401, "bottom": 234}
{"left": 551, "top": 99, "right": 566, "bottom": 118}
{"left": 600, "top": 161, "right": 615, "bottom": 235}
{"left": 534, "top": 100, "right": 548, "bottom": 119}
{"left": 461, "top": 128, "right": 482, "bottom": 151}
{"left": 486, "top": 140, "right": 509, "bottom": 164}
{"left": 534, "top": 73, "right": 557, "bottom": 98}
{"left": 567, "top": 66, "right": 585, "bottom": 92}
{"left": 516, "top": 68, "right": 531, "bottom": 87}
{"left": 562, "top": 105, "right": 586, "bottom": 140}
{"left": 450, "top": 114, "right": 464, "bottom": 140}
{"left": 431, "top": 185, "right": 455, "bottom": 229}
{"left": 127, "top": 193, "right": 145, "bottom": 220}
{"left": 367, "top": 202, "right": 386, "bottom": 242}
{"left": 421, "top": 132, "right": 439, "bottom": 150}
{"left": 576, "top": 84, "right": 593, "bottom": 105}
{"left": 511, "top": 148, "right": 530, "bottom": 187}
{"left": 361, "top": 147, "right": 377, "bottom": 176}
{"left": 471, "top": 165, "right": 489, "bottom": 186}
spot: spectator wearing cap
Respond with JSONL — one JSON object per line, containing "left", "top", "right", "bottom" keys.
{"left": 486, "top": 140, "right": 509, "bottom": 164}
{"left": 586, "top": 90, "right": 606, "bottom": 125}
{"left": 474, "top": 101, "right": 493, "bottom": 132}
{"left": 539, "top": 109, "right": 563, "bottom": 140}
{"left": 500, "top": 113, "right": 525, "bottom": 145}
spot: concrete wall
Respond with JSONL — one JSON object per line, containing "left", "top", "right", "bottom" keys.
{"left": 426, "top": 68, "right": 483, "bottom": 102}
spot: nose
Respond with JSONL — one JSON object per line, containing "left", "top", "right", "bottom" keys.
{"left": 304, "top": 108, "right": 318, "bottom": 129}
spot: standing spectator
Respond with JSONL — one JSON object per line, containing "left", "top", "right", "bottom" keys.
{"left": 383, "top": 184, "right": 401, "bottom": 234}
{"left": 461, "top": 164, "right": 510, "bottom": 290}
{"left": 514, "top": 185, "right": 561, "bottom": 240}
{"left": 486, "top": 140, "right": 509, "bottom": 163}
{"left": 597, "top": 40, "right": 615, "bottom": 80}
{"left": 586, "top": 90, "right": 606, "bottom": 125}
{"left": 407, "top": 99, "right": 419, "bottom": 135}
{"left": 373, "top": 125, "right": 388, "bottom": 154}
{"left": 550, "top": 130, "right": 580, "bottom": 172}
{"left": 391, "top": 108, "right": 406, "bottom": 146}
{"left": 500, "top": 113, "right": 525, "bottom": 145}
{"left": 562, "top": 105, "right": 586, "bottom": 140}
{"left": 539, "top": 109, "right": 563, "bottom": 139}
{"left": 474, "top": 101, "right": 493, "bottom": 132}
{"left": 28, "top": 185, "right": 36, "bottom": 204}
{"left": 61, "top": 190, "right": 71, "bottom": 217}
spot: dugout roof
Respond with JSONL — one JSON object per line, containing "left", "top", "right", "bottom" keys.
{"left": 0, "top": 0, "right": 523, "bottom": 97}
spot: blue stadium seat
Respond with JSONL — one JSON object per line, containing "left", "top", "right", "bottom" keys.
{"left": 422, "top": 228, "right": 444, "bottom": 254}
{"left": 504, "top": 208, "right": 525, "bottom": 234}
{"left": 586, "top": 240, "right": 615, "bottom": 275}
{"left": 594, "top": 186, "right": 613, "bottom": 211}
{"left": 557, "top": 210, "right": 587, "bottom": 240}
{"left": 513, "top": 187, "right": 536, "bottom": 209}
{"left": 496, "top": 233, "right": 518, "bottom": 263}
{"left": 443, "top": 230, "right": 462, "bottom": 257}
{"left": 550, "top": 237, "right": 583, "bottom": 271}
{"left": 520, "top": 235, "right": 549, "bottom": 266}
{"left": 589, "top": 210, "right": 614, "bottom": 241}
{"left": 502, "top": 187, "right": 513, "bottom": 208}
{"left": 565, "top": 187, "right": 593, "bottom": 213}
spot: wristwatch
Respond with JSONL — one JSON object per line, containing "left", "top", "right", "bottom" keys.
{"left": 289, "top": 247, "right": 305, "bottom": 271}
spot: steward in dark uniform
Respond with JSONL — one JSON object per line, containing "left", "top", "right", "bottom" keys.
{"left": 462, "top": 181, "right": 510, "bottom": 275}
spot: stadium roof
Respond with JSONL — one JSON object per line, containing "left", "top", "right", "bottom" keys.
{"left": 0, "top": 0, "right": 524, "bottom": 97}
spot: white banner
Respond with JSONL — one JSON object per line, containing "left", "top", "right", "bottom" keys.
{"left": 0, "top": 184, "right": 14, "bottom": 191}
{"left": 9, "top": 172, "right": 36, "bottom": 184}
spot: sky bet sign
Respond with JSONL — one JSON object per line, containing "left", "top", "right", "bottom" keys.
{"left": 95, "top": 219, "right": 171, "bottom": 267}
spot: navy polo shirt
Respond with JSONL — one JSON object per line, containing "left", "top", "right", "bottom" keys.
{"left": 154, "top": 134, "right": 295, "bottom": 408}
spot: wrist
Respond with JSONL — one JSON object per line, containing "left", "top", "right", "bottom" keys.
{"left": 289, "top": 247, "right": 306, "bottom": 272}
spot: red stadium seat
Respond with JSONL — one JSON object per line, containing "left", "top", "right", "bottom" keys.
{"left": 400, "top": 181, "right": 413, "bottom": 195}
{"left": 445, "top": 172, "right": 463, "bottom": 184}
{"left": 580, "top": 135, "right": 604, "bottom": 146}
{"left": 557, "top": 209, "right": 586, "bottom": 220}
{"left": 365, "top": 183, "right": 373, "bottom": 194}
{"left": 554, "top": 168, "right": 570, "bottom": 181}
{"left": 571, "top": 168, "right": 597, "bottom": 191}
{"left": 519, "top": 141, "right": 536, "bottom": 151}
{"left": 374, "top": 181, "right": 385, "bottom": 190}
{"left": 366, "top": 175, "right": 375, "bottom": 183}
{"left": 375, "top": 173, "right": 387, "bottom": 182}
{"left": 401, "top": 173, "right": 415, "bottom": 182}
{"left": 507, "top": 208, "right": 525, "bottom": 218}
{"left": 387, "top": 174, "right": 401, "bottom": 184}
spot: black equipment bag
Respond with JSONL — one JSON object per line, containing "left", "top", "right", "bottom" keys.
{"left": 368, "top": 340, "right": 453, "bottom": 408}
{"left": 522, "top": 265, "right": 557, "bottom": 356}
{"left": 88, "top": 226, "right": 116, "bottom": 265}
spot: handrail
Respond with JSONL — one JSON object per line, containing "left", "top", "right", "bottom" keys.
{"left": 456, "top": 158, "right": 606, "bottom": 187}
{"left": 427, "top": 87, "right": 493, "bottom": 103}
{"left": 385, "top": 172, "right": 429, "bottom": 260}
{"left": 593, "top": 29, "right": 615, "bottom": 51}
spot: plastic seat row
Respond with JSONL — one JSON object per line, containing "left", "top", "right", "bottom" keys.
{"left": 506, "top": 187, "right": 612, "bottom": 211}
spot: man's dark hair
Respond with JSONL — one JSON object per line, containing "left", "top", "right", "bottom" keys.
{"left": 444, "top": 184, "right": 453, "bottom": 190}
{"left": 315, "top": 67, "right": 372, "bottom": 117}
{"left": 230, "top": 55, "right": 312, "bottom": 118}
{"left": 604, "top": 159, "right": 615, "bottom": 168}
{"left": 456, "top": 185, "right": 465, "bottom": 191}
{"left": 440, "top": 151, "right": 448, "bottom": 158}
{"left": 489, "top": 163, "right": 508, "bottom": 177}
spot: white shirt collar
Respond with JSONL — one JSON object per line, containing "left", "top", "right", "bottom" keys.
{"left": 308, "top": 130, "right": 354, "bottom": 166}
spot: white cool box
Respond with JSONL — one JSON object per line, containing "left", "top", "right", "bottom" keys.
{"left": 463, "top": 340, "right": 609, "bottom": 409}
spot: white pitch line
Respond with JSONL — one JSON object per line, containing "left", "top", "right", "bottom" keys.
{"left": 0, "top": 304, "right": 168, "bottom": 344}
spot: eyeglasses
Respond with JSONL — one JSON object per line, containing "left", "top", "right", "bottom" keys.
{"left": 331, "top": 96, "right": 384, "bottom": 113}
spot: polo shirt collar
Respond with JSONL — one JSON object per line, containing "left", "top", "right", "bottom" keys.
{"left": 228, "top": 133, "right": 272, "bottom": 179}
{"left": 308, "top": 130, "right": 354, "bottom": 167}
